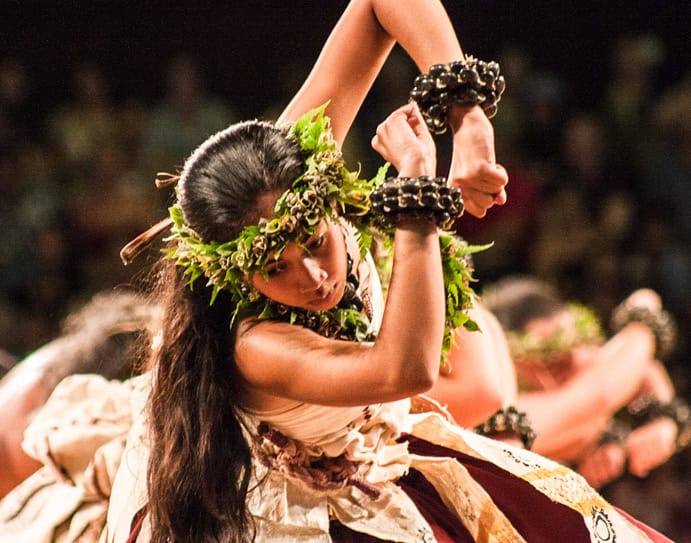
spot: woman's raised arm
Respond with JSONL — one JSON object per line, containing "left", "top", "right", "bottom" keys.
{"left": 278, "top": 0, "right": 463, "bottom": 145}
{"left": 279, "top": 0, "right": 508, "bottom": 216}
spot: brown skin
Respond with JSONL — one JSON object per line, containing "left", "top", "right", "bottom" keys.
{"left": 431, "top": 287, "right": 679, "bottom": 489}
{"left": 251, "top": 221, "right": 348, "bottom": 313}
{"left": 427, "top": 304, "right": 517, "bottom": 428}
{"left": 515, "top": 321, "right": 656, "bottom": 460}
{"left": 0, "top": 369, "right": 48, "bottom": 498}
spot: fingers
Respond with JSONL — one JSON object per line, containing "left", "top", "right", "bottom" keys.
{"left": 625, "top": 419, "right": 677, "bottom": 477}
{"left": 372, "top": 103, "right": 427, "bottom": 143}
{"left": 579, "top": 444, "right": 626, "bottom": 489}
{"left": 371, "top": 104, "right": 414, "bottom": 151}
{"left": 627, "top": 458, "right": 650, "bottom": 478}
{"left": 490, "top": 164, "right": 509, "bottom": 205}
{"left": 492, "top": 188, "right": 508, "bottom": 206}
{"left": 461, "top": 189, "right": 496, "bottom": 218}
{"left": 405, "top": 103, "right": 433, "bottom": 140}
{"left": 480, "top": 161, "right": 509, "bottom": 193}
{"left": 461, "top": 181, "right": 508, "bottom": 218}
{"left": 370, "top": 133, "right": 381, "bottom": 153}
{"left": 450, "top": 160, "right": 509, "bottom": 218}
{"left": 371, "top": 103, "right": 436, "bottom": 174}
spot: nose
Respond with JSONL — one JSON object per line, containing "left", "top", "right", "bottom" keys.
{"left": 299, "top": 257, "right": 327, "bottom": 292}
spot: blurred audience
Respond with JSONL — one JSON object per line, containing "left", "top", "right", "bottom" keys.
{"left": 137, "top": 54, "right": 239, "bottom": 215}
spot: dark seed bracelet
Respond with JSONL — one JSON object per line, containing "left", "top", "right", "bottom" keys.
{"left": 474, "top": 406, "right": 537, "bottom": 450}
{"left": 620, "top": 396, "right": 691, "bottom": 451}
{"left": 597, "top": 418, "right": 631, "bottom": 447}
{"left": 370, "top": 176, "right": 464, "bottom": 230}
{"left": 610, "top": 304, "right": 678, "bottom": 360}
{"left": 410, "top": 55, "right": 506, "bottom": 135}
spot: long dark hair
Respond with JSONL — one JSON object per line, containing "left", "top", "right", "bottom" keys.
{"left": 147, "top": 120, "right": 304, "bottom": 543}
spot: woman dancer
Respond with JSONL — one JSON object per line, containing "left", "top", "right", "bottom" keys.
{"left": 480, "top": 276, "right": 687, "bottom": 488}
{"left": 101, "top": 0, "right": 673, "bottom": 537}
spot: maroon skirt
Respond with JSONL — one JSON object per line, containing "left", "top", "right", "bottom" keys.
{"left": 330, "top": 436, "right": 675, "bottom": 543}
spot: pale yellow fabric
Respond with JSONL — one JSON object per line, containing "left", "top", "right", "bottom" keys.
{"left": 8, "top": 384, "right": 656, "bottom": 543}
{"left": 98, "top": 411, "right": 151, "bottom": 543}
{"left": 409, "top": 412, "right": 655, "bottom": 542}
{"left": 0, "top": 374, "right": 148, "bottom": 543}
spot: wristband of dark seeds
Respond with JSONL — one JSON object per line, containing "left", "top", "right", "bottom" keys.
{"left": 474, "top": 406, "right": 537, "bottom": 450}
{"left": 410, "top": 55, "right": 506, "bottom": 135}
{"left": 610, "top": 304, "right": 678, "bottom": 360}
{"left": 624, "top": 396, "right": 690, "bottom": 449}
{"left": 369, "top": 176, "right": 464, "bottom": 230}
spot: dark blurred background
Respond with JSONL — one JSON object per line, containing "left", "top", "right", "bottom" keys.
{"left": 1, "top": 1, "right": 689, "bottom": 538}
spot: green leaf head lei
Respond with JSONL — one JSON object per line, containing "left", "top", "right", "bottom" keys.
{"left": 505, "top": 303, "right": 604, "bottom": 367}
{"left": 164, "top": 104, "right": 487, "bottom": 363}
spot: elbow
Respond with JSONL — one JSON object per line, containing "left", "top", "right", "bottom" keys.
{"left": 372, "top": 340, "right": 442, "bottom": 398}
{"left": 380, "top": 373, "right": 437, "bottom": 401}
{"left": 411, "top": 368, "right": 438, "bottom": 395}
{"left": 457, "top": 381, "right": 505, "bottom": 427}
{"left": 397, "top": 357, "right": 439, "bottom": 397}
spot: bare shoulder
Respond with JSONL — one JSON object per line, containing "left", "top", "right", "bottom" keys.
{"left": 235, "top": 319, "right": 318, "bottom": 371}
{"left": 234, "top": 318, "right": 378, "bottom": 405}
{"left": 235, "top": 319, "right": 352, "bottom": 382}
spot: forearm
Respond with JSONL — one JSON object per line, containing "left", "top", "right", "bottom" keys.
{"left": 357, "top": 103, "right": 445, "bottom": 396}
{"left": 594, "top": 323, "right": 656, "bottom": 408}
{"left": 517, "top": 389, "right": 611, "bottom": 460}
{"left": 373, "top": 222, "right": 444, "bottom": 392}
{"left": 523, "top": 377, "right": 641, "bottom": 459}
{"left": 371, "top": 0, "right": 462, "bottom": 70}
{"left": 280, "top": 0, "right": 463, "bottom": 143}
{"left": 518, "top": 323, "right": 655, "bottom": 457}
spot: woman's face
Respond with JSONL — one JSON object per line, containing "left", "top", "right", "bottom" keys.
{"left": 251, "top": 219, "right": 348, "bottom": 311}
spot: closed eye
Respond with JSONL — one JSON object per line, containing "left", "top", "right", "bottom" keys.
{"left": 265, "top": 261, "right": 287, "bottom": 276}
{"left": 308, "top": 233, "right": 326, "bottom": 250}
{"left": 265, "top": 230, "right": 325, "bottom": 275}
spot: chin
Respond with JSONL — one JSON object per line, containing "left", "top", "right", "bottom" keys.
{"left": 310, "top": 283, "right": 343, "bottom": 312}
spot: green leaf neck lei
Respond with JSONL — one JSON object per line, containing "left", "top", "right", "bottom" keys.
{"left": 164, "top": 103, "right": 488, "bottom": 363}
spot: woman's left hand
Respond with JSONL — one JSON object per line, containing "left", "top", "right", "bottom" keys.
{"left": 448, "top": 106, "right": 508, "bottom": 218}
{"left": 372, "top": 102, "right": 436, "bottom": 178}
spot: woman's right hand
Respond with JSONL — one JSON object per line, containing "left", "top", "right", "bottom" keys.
{"left": 371, "top": 102, "right": 436, "bottom": 178}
